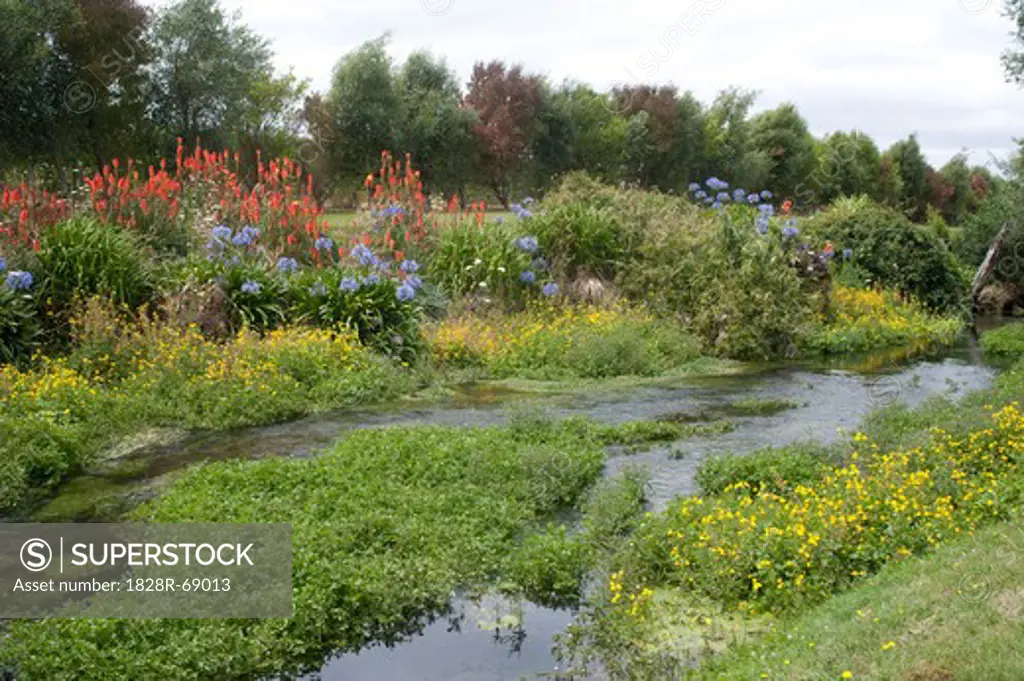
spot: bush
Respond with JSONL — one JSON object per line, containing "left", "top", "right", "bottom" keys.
{"left": 529, "top": 202, "right": 625, "bottom": 280}
{"left": 423, "top": 218, "right": 546, "bottom": 305}
{"left": 799, "top": 285, "right": 964, "bottom": 354}
{"left": 0, "top": 284, "right": 40, "bottom": 365}
{"left": 291, "top": 267, "right": 423, "bottom": 363}
{"left": 426, "top": 304, "right": 702, "bottom": 379}
{"left": 802, "top": 196, "right": 966, "bottom": 311}
{"left": 35, "top": 216, "right": 154, "bottom": 323}
{"left": 980, "top": 322, "right": 1024, "bottom": 356}
{"left": 695, "top": 443, "right": 833, "bottom": 497}
{"left": 504, "top": 524, "right": 593, "bottom": 608}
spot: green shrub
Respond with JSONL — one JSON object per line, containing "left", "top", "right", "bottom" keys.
{"left": 423, "top": 218, "right": 539, "bottom": 304}
{"left": 504, "top": 524, "right": 593, "bottom": 608}
{"left": 980, "top": 322, "right": 1024, "bottom": 357}
{"left": 35, "top": 216, "right": 155, "bottom": 323}
{"left": 290, "top": 267, "right": 423, "bottom": 363}
{"left": 802, "top": 196, "right": 966, "bottom": 311}
{"left": 0, "top": 284, "right": 40, "bottom": 365}
{"left": 529, "top": 202, "right": 625, "bottom": 280}
{"left": 695, "top": 443, "right": 834, "bottom": 497}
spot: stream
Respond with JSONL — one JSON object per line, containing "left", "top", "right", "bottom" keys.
{"left": 30, "top": 336, "right": 1005, "bottom": 680}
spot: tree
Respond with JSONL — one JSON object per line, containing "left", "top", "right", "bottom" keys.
{"left": 701, "top": 88, "right": 768, "bottom": 190}
{"left": 1003, "top": 0, "right": 1024, "bottom": 84}
{"left": 464, "top": 61, "right": 543, "bottom": 207}
{"left": 886, "top": 134, "right": 932, "bottom": 221}
{"left": 555, "top": 84, "right": 628, "bottom": 182}
{"left": 813, "top": 130, "right": 882, "bottom": 204}
{"left": 395, "top": 51, "right": 476, "bottom": 199}
{"left": 750, "top": 103, "right": 816, "bottom": 198}
{"left": 936, "top": 153, "right": 972, "bottom": 224}
{"left": 146, "top": 0, "right": 276, "bottom": 152}
{"left": 613, "top": 85, "right": 684, "bottom": 189}
{"left": 325, "top": 37, "right": 401, "bottom": 188}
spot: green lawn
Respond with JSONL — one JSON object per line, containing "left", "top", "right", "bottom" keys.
{"left": 323, "top": 210, "right": 517, "bottom": 240}
{"left": 690, "top": 513, "right": 1024, "bottom": 680}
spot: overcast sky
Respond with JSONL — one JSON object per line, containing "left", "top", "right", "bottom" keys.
{"left": 145, "top": 0, "right": 1024, "bottom": 167}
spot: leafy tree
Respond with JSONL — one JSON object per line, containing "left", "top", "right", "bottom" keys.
{"left": 146, "top": 0, "right": 276, "bottom": 151}
{"left": 394, "top": 51, "right": 476, "bottom": 200}
{"left": 1003, "top": 0, "right": 1024, "bottom": 84}
{"left": 701, "top": 88, "right": 768, "bottom": 190}
{"left": 885, "top": 134, "right": 932, "bottom": 221}
{"left": 613, "top": 85, "right": 684, "bottom": 189}
{"left": 750, "top": 103, "right": 816, "bottom": 197}
{"left": 556, "top": 84, "right": 628, "bottom": 182}
{"left": 811, "top": 130, "right": 882, "bottom": 204}
{"left": 464, "top": 61, "right": 543, "bottom": 207}
{"left": 325, "top": 37, "right": 401, "bottom": 192}
{"left": 935, "top": 153, "right": 972, "bottom": 224}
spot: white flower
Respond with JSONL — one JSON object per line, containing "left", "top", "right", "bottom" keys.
{"left": 474, "top": 258, "right": 483, "bottom": 266}
{"left": 497, "top": 266, "right": 507, "bottom": 273}
{"left": 478, "top": 281, "right": 488, "bottom": 288}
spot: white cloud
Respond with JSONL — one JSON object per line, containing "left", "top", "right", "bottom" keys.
{"left": 142, "top": 0, "right": 1024, "bottom": 166}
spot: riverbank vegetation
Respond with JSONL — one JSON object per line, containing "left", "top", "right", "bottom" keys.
{"left": 555, "top": 354, "right": 1024, "bottom": 678}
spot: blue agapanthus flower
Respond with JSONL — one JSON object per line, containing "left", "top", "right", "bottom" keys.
{"left": 362, "top": 274, "right": 381, "bottom": 286}
{"left": 705, "top": 177, "right": 729, "bottom": 191}
{"left": 5, "top": 271, "right": 33, "bottom": 290}
{"left": 716, "top": 192, "right": 731, "bottom": 202}
{"left": 241, "top": 280, "right": 261, "bottom": 294}
{"left": 340, "top": 277, "right": 360, "bottom": 292}
{"left": 314, "top": 235, "right": 334, "bottom": 251}
{"left": 782, "top": 225, "right": 799, "bottom": 239}
{"left": 758, "top": 204, "right": 774, "bottom": 217}
{"left": 351, "top": 244, "right": 376, "bottom": 266}
{"left": 397, "top": 283, "right": 416, "bottom": 301}
{"left": 400, "top": 259, "right": 420, "bottom": 274}
{"left": 532, "top": 257, "right": 548, "bottom": 271}
{"left": 407, "top": 274, "right": 423, "bottom": 289}
{"left": 0, "top": 256, "right": 6, "bottom": 272}
{"left": 843, "top": 248, "right": 854, "bottom": 260}
{"left": 276, "top": 257, "right": 299, "bottom": 274}
{"left": 516, "top": 236, "right": 539, "bottom": 253}
{"left": 519, "top": 270, "right": 536, "bottom": 284}
{"left": 733, "top": 189, "right": 746, "bottom": 201}
{"left": 309, "top": 282, "right": 328, "bottom": 297}
{"left": 755, "top": 214, "right": 770, "bottom": 235}
{"left": 688, "top": 182, "right": 701, "bottom": 193}
{"left": 704, "top": 196, "right": 714, "bottom": 204}
{"left": 232, "top": 231, "right": 253, "bottom": 247}
{"left": 760, "top": 190, "right": 773, "bottom": 200}
{"left": 523, "top": 197, "right": 535, "bottom": 205}
{"left": 712, "top": 201, "right": 723, "bottom": 210}
{"left": 542, "top": 282, "right": 559, "bottom": 297}
{"left": 378, "top": 205, "right": 405, "bottom": 217}
{"left": 747, "top": 193, "right": 761, "bottom": 204}
{"left": 211, "top": 225, "right": 232, "bottom": 242}
{"left": 694, "top": 190, "right": 707, "bottom": 200}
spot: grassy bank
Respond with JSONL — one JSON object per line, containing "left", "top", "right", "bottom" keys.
{"left": 0, "top": 321, "right": 407, "bottom": 513}
{"left": 0, "top": 416, "right": 682, "bottom": 680}
{"left": 557, "top": 357, "right": 1024, "bottom": 678}
{"left": 688, "top": 512, "right": 1024, "bottom": 680}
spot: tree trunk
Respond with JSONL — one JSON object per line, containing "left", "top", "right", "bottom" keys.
{"left": 971, "top": 223, "right": 1009, "bottom": 308}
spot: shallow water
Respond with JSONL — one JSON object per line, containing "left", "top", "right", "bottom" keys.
{"left": 31, "top": 338, "right": 1002, "bottom": 679}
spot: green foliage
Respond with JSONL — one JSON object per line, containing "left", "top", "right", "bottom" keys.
{"left": 529, "top": 202, "right": 626, "bottom": 280}
{"left": 749, "top": 103, "right": 816, "bottom": 198}
{"left": 981, "top": 322, "right": 1024, "bottom": 356}
{"left": 695, "top": 443, "right": 833, "bottom": 497}
{"left": 0, "top": 285, "right": 41, "bottom": 365}
{"left": 0, "top": 419, "right": 606, "bottom": 679}
{"left": 290, "top": 268, "right": 423, "bottom": 363}
{"left": 504, "top": 524, "right": 593, "bottom": 609}
{"left": 424, "top": 219, "right": 534, "bottom": 303}
{"left": 35, "top": 216, "right": 155, "bottom": 323}
{"left": 802, "top": 196, "right": 966, "bottom": 310}
{"left": 0, "top": 319, "right": 405, "bottom": 512}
